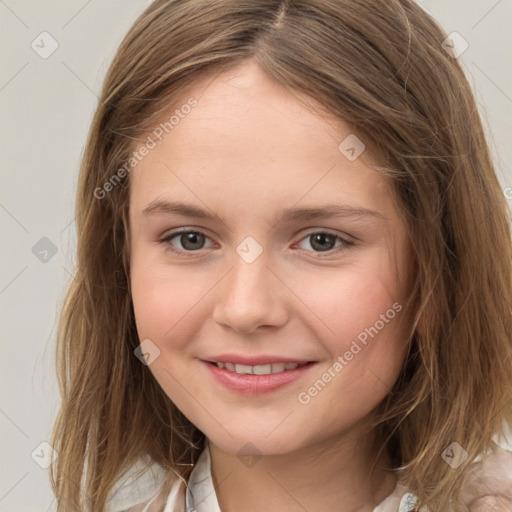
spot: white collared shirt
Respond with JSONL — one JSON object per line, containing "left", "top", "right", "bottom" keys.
{"left": 107, "top": 423, "right": 512, "bottom": 512}
{"left": 161, "top": 444, "right": 417, "bottom": 512}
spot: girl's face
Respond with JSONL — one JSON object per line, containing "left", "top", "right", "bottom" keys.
{"left": 129, "top": 59, "right": 414, "bottom": 456}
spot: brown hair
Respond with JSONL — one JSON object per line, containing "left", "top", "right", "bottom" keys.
{"left": 50, "top": 0, "right": 512, "bottom": 510}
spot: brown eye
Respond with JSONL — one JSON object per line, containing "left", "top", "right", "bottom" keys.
{"left": 160, "top": 229, "right": 213, "bottom": 254}
{"left": 309, "top": 233, "right": 337, "bottom": 252}
{"left": 177, "top": 231, "right": 206, "bottom": 251}
{"left": 297, "top": 231, "right": 353, "bottom": 254}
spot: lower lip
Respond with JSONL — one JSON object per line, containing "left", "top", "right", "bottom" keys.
{"left": 203, "top": 361, "right": 316, "bottom": 395}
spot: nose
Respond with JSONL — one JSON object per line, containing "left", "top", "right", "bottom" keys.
{"left": 212, "top": 247, "right": 289, "bottom": 334}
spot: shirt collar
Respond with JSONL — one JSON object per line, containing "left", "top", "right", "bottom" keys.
{"left": 186, "top": 442, "right": 222, "bottom": 512}
{"left": 185, "top": 442, "right": 414, "bottom": 512}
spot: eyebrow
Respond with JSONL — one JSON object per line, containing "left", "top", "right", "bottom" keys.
{"left": 142, "top": 200, "right": 385, "bottom": 225}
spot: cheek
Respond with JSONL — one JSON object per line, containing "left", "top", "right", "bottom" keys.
{"left": 296, "top": 259, "right": 407, "bottom": 347}
{"left": 294, "top": 261, "right": 410, "bottom": 402}
{"left": 130, "top": 263, "right": 211, "bottom": 409}
{"left": 130, "top": 261, "right": 210, "bottom": 350}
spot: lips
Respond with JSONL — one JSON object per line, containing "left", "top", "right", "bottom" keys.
{"left": 202, "top": 355, "right": 316, "bottom": 394}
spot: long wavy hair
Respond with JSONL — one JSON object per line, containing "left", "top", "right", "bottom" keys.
{"left": 50, "top": 0, "right": 512, "bottom": 510}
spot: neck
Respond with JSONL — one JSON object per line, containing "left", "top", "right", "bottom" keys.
{"left": 208, "top": 423, "right": 397, "bottom": 512}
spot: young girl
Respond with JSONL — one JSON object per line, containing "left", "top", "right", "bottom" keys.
{"left": 50, "top": 1, "right": 512, "bottom": 511}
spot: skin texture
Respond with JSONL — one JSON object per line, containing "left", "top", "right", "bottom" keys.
{"left": 129, "top": 59, "right": 417, "bottom": 511}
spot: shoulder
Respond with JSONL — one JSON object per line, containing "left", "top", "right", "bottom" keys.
{"left": 380, "top": 423, "right": 512, "bottom": 512}
{"left": 160, "top": 477, "right": 186, "bottom": 512}
{"left": 105, "top": 457, "right": 186, "bottom": 512}
{"left": 460, "top": 435, "right": 512, "bottom": 510}
{"left": 109, "top": 477, "right": 186, "bottom": 512}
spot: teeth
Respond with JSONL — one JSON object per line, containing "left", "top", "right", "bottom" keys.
{"left": 252, "top": 364, "right": 271, "bottom": 375}
{"left": 271, "top": 363, "right": 285, "bottom": 373}
{"left": 235, "top": 364, "right": 253, "bottom": 374}
{"left": 216, "top": 362, "right": 301, "bottom": 374}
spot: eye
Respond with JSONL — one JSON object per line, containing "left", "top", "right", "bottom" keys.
{"left": 159, "top": 229, "right": 214, "bottom": 255}
{"left": 295, "top": 230, "right": 354, "bottom": 255}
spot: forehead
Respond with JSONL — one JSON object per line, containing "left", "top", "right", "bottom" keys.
{"left": 129, "top": 60, "right": 395, "bottom": 219}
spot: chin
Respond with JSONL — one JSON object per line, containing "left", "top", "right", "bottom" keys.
{"left": 203, "top": 422, "right": 312, "bottom": 458}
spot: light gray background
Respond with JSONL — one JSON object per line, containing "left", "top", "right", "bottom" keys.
{"left": 1, "top": 1, "right": 511, "bottom": 510}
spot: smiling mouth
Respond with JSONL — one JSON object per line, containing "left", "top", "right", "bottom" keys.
{"left": 208, "top": 361, "right": 311, "bottom": 375}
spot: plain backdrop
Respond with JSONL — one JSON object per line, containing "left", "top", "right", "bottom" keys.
{"left": 1, "top": 1, "right": 511, "bottom": 510}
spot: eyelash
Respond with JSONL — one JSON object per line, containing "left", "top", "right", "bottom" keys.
{"left": 158, "top": 228, "right": 355, "bottom": 257}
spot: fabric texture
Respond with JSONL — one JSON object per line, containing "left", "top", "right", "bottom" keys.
{"left": 107, "top": 423, "right": 512, "bottom": 512}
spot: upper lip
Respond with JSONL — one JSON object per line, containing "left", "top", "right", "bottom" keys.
{"left": 203, "top": 354, "right": 313, "bottom": 366}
